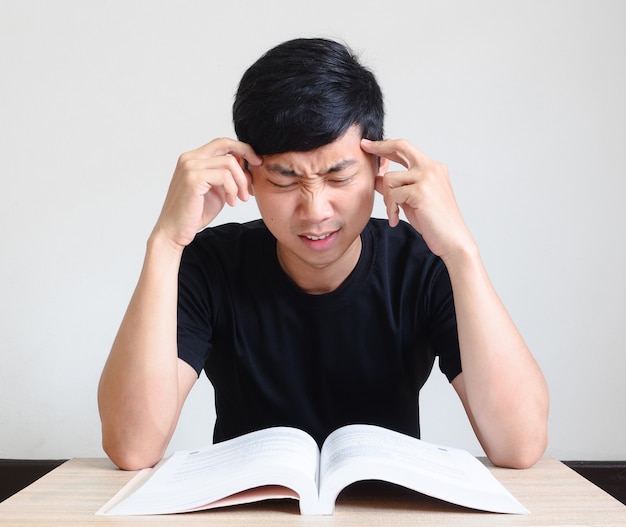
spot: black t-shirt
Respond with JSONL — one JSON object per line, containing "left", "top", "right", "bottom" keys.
{"left": 177, "top": 218, "right": 461, "bottom": 446}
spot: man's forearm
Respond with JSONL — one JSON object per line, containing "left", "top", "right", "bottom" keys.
{"left": 446, "top": 246, "right": 549, "bottom": 468}
{"left": 97, "top": 232, "right": 188, "bottom": 470}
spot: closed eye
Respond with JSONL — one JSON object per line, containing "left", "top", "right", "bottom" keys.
{"left": 327, "top": 175, "right": 355, "bottom": 186}
{"left": 268, "top": 179, "right": 298, "bottom": 190}
{"left": 269, "top": 175, "right": 355, "bottom": 189}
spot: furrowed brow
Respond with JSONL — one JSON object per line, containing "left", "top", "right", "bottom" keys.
{"left": 265, "top": 164, "right": 300, "bottom": 177}
{"left": 265, "top": 159, "right": 358, "bottom": 178}
{"left": 319, "top": 159, "right": 358, "bottom": 175}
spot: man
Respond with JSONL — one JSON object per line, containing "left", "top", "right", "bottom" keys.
{"left": 98, "top": 38, "right": 549, "bottom": 471}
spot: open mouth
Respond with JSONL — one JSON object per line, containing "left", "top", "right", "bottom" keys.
{"left": 299, "top": 230, "right": 339, "bottom": 250}
{"left": 304, "top": 233, "right": 332, "bottom": 241}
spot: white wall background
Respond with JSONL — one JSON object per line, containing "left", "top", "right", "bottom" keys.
{"left": 1, "top": 0, "right": 624, "bottom": 461}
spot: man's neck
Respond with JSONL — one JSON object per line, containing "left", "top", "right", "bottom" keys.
{"left": 276, "top": 236, "right": 363, "bottom": 295}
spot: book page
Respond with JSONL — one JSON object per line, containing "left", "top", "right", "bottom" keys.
{"left": 98, "top": 427, "right": 320, "bottom": 515}
{"left": 317, "top": 424, "right": 529, "bottom": 515}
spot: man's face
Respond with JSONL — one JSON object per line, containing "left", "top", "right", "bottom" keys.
{"left": 248, "top": 125, "right": 388, "bottom": 293}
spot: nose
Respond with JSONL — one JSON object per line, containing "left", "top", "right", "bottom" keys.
{"left": 298, "top": 183, "right": 333, "bottom": 224}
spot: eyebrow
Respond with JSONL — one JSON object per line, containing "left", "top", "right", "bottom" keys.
{"left": 265, "top": 159, "right": 358, "bottom": 177}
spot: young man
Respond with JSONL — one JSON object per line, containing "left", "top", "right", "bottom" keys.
{"left": 98, "top": 38, "right": 549, "bottom": 471}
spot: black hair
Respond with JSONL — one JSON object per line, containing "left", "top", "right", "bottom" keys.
{"left": 233, "top": 38, "right": 384, "bottom": 155}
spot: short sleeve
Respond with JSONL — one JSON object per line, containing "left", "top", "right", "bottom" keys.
{"left": 176, "top": 242, "right": 215, "bottom": 377}
{"left": 426, "top": 261, "right": 462, "bottom": 382}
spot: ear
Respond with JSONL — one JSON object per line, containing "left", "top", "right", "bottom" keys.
{"left": 376, "top": 155, "right": 390, "bottom": 177}
{"left": 242, "top": 159, "right": 255, "bottom": 196}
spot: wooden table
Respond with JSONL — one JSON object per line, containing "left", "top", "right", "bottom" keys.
{"left": 1, "top": 456, "right": 625, "bottom": 525}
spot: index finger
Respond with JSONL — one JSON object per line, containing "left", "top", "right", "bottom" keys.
{"left": 361, "top": 138, "right": 426, "bottom": 169}
{"left": 195, "top": 137, "right": 263, "bottom": 166}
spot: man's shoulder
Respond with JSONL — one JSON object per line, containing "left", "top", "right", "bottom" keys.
{"left": 366, "top": 218, "right": 430, "bottom": 250}
{"left": 365, "top": 218, "right": 443, "bottom": 277}
{"left": 182, "top": 219, "right": 269, "bottom": 265}
{"left": 191, "top": 219, "right": 267, "bottom": 246}
{"left": 198, "top": 218, "right": 266, "bottom": 237}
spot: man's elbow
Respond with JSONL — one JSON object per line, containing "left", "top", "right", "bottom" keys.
{"left": 488, "top": 432, "right": 549, "bottom": 469}
{"left": 102, "top": 434, "right": 164, "bottom": 471}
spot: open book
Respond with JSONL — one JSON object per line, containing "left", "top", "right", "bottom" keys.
{"left": 97, "top": 424, "right": 529, "bottom": 516}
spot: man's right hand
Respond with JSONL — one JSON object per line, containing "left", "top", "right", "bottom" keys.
{"left": 153, "top": 138, "right": 262, "bottom": 250}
